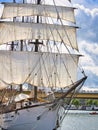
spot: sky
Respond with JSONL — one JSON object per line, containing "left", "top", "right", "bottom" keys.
{"left": 0, "top": 0, "right": 98, "bottom": 90}
{"left": 71, "top": 0, "right": 98, "bottom": 90}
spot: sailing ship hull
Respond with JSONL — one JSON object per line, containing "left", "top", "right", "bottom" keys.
{"left": 0, "top": 103, "right": 65, "bottom": 130}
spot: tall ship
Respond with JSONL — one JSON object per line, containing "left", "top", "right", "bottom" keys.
{"left": 0, "top": 0, "right": 87, "bottom": 130}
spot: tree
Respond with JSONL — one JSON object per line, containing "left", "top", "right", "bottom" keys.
{"left": 93, "top": 100, "right": 98, "bottom": 106}
{"left": 72, "top": 99, "right": 80, "bottom": 109}
{"left": 86, "top": 99, "right": 93, "bottom": 106}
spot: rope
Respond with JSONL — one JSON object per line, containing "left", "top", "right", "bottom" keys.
{"left": 39, "top": 4, "right": 77, "bottom": 84}
{"left": 40, "top": 17, "right": 74, "bottom": 85}
{"left": 52, "top": 0, "right": 86, "bottom": 77}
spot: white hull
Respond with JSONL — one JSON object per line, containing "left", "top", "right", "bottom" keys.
{"left": 0, "top": 103, "right": 65, "bottom": 130}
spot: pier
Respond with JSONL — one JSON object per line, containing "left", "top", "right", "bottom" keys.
{"left": 54, "top": 92, "right": 98, "bottom": 99}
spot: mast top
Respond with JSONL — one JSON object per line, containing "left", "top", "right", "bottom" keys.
{"left": 37, "top": 0, "right": 41, "bottom": 4}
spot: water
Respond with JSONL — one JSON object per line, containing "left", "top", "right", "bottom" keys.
{"left": 0, "top": 110, "right": 97, "bottom": 130}
{"left": 60, "top": 110, "right": 98, "bottom": 130}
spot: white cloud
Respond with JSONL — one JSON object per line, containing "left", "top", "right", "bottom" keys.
{"left": 79, "top": 40, "right": 98, "bottom": 55}
{"left": 75, "top": 4, "right": 98, "bottom": 18}
{"left": 91, "top": 8, "right": 98, "bottom": 17}
{"left": 78, "top": 40, "right": 98, "bottom": 77}
{"left": 70, "top": 0, "right": 98, "bottom": 88}
{"left": 80, "top": 54, "right": 94, "bottom": 67}
{"left": 84, "top": 66, "right": 98, "bottom": 77}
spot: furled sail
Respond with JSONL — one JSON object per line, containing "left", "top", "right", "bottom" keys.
{"left": 1, "top": 3, "right": 75, "bottom": 23}
{"left": 0, "top": 50, "right": 79, "bottom": 89}
{"left": 0, "top": 22, "right": 78, "bottom": 50}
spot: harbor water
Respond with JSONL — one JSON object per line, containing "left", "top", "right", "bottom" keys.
{"left": 0, "top": 110, "right": 97, "bottom": 130}
{"left": 60, "top": 110, "right": 98, "bottom": 130}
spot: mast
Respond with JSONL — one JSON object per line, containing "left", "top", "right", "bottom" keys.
{"left": 0, "top": 0, "right": 87, "bottom": 94}
{"left": 10, "top": 0, "right": 16, "bottom": 90}
{"left": 34, "top": 0, "right": 41, "bottom": 102}
{"left": 35, "top": 0, "right": 41, "bottom": 52}
{"left": 19, "top": 0, "right": 25, "bottom": 92}
{"left": 20, "top": 0, "right": 24, "bottom": 51}
{"left": 11, "top": 0, "right": 16, "bottom": 51}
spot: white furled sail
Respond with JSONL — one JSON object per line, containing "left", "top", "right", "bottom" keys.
{"left": 0, "top": 0, "right": 87, "bottom": 130}
{"left": 1, "top": 3, "right": 75, "bottom": 23}
{"left": 0, "top": 50, "right": 79, "bottom": 89}
{"left": 0, "top": 22, "right": 78, "bottom": 50}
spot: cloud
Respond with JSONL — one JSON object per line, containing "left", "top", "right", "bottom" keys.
{"left": 84, "top": 70, "right": 98, "bottom": 88}
{"left": 79, "top": 40, "right": 98, "bottom": 55}
{"left": 72, "top": 0, "right": 98, "bottom": 9}
{"left": 75, "top": 4, "right": 98, "bottom": 18}
{"left": 84, "top": 66, "right": 98, "bottom": 77}
{"left": 74, "top": 3, "right": 98, "bottom": 44}
{"left": 79, "top": 40, "right": 98, "bottom": 74}
{"left": 72, "top": 0, "right": 98, "bottom": 88}
{"left": 78, "top": 39, "right": 98, "bottom": 88}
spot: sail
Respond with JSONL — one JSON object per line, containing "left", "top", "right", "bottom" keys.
{"left": 0, "top": 22, "right": 78, "bottom": 50}
{"left": 1, "top": 3, "right": 75, "bottom": 23}
{"left": 0, "top": 50, "right": 79, "bottom": 89}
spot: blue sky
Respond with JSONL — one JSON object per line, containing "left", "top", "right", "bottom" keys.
{"left": 72, "top": 0, "right": 98, "bottom": 89}
{"left": 0, "top": 0, "right": 98, "bottom": 89}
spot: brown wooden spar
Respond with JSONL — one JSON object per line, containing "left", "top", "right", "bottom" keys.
{"left": 34, "top": 0, "right": 41, "bottom": 102}
{"left": 54, "top": 76, "right": 87, "bottom": 102}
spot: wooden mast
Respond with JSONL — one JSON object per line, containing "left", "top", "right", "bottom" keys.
{"left": 19, "top": 0, "right": 25, "bottom": 92}
{"left": 11, "top": 0, "right": 16, "bottom": 51}
{"left": 34, "top": 0, "right": 41, "bottom": 102}
{"left": 10, "top": 0, "right": 16, "bottom": 90}
{"left": 20, "top": 0, "right": 24, "bottom": 51}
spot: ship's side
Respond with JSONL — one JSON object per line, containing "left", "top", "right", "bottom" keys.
{"left": 0, "top": 102, "right": 65, "bottom": 130}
